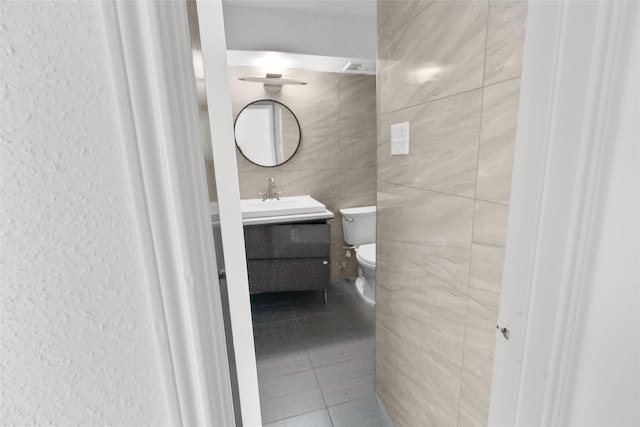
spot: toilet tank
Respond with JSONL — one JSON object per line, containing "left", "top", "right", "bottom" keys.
{"left": 339, "top": 206, "right": 376, "bottom": 246}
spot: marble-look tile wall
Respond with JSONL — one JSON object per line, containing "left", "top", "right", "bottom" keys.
{"left": 376, "top": 1, "right": 527, "bottom": 425}
{"left": 225, "top": 66, "right": 377, "bottom": 280}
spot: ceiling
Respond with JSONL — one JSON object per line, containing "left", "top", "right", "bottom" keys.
{"left": 221, "top": 0, "right": 377, "bottom": 66}
{"left": 222, "top": 0, "right": 376, "bottom": 19}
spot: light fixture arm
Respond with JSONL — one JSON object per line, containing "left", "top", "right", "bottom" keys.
{"left": 238, "top": 73, "right": 307, "bottom": 93}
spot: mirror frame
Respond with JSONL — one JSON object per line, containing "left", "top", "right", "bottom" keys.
{"left": 233, "top": 99, "right": 302, "bottom": 168}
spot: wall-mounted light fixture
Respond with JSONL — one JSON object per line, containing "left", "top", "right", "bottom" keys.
{"left": 238, "top": 73, "right": 307, "bottom": 93}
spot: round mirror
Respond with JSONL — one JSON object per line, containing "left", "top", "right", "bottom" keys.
{"left": 234, "top": 100, "right": 301, "bottom": 167}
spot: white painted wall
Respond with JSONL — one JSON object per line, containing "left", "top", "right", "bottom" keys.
{"left": 562, "top": 21, "right": 640, "bottom": 426}
{"left": 1, "top": 2, "right": 168, "bottom": 424}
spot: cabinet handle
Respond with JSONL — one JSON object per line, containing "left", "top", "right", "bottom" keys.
{"left": 322, "top": 260, "right": 328, "bottom": 265}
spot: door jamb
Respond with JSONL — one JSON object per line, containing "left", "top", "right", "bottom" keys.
{"left": 489, "top": 1, "right": 638, "bottom": 425}
{"left": 101, "top": 1, "right": 258, "bottom": 425}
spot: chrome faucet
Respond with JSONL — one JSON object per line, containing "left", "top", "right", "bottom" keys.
{"left": 268, "top": 177, "right": 277, "bottom": 200}
{"left": 260, "top": 177, "right": 282, "bottom": 201}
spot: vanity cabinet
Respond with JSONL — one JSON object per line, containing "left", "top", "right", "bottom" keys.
{"left": 243, "top": 220, "right": 331, "bottom": 295}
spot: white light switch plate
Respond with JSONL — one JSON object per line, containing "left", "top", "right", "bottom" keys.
{"left": 391, "top": 122, "right": 410, "bottom": 155}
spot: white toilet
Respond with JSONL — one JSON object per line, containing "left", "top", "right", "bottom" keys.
{"left": 339, "top": 206, "right": 376, "bottom": 305}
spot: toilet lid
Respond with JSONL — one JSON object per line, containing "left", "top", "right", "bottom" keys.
{"left": 357, "top": 243, "right": 376, "bottom": 266}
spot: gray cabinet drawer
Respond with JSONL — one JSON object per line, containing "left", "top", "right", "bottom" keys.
{"left": 247, "top": 258, "right": 330, "bottom": 294}
{"left": 244, "top": 223, "right": 330, "bottom": 260}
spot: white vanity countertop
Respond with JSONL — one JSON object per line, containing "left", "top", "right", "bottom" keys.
{"left": 209, "top": 200, "right": 334, "bottom": 226}
{"left": 241, "top": 208, "right": 334, "bottom": 225}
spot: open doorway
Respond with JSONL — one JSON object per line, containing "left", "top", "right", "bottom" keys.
{"left": 187, "top": 0, "right": 390, "bottom": 425}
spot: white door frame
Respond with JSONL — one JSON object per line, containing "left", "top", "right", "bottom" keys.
{"left": 195, "top": 1, "right": 262, "bottom": 425}
{"left": 101, "top": 1, "right": 260, "bottom": 425}
{"left": 102, "top": 0, "right": 639, "bottom": 425}
{"left": 489, "top": 1, "right": 639, "bottom": 426}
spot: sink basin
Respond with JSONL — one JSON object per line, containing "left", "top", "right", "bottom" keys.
{"left": 240, "top": 195, "right": 327, "bottom": 219}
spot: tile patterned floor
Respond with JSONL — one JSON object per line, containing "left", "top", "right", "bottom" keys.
{"left": 251, "top": 279, "right": 393, "bottom": 427}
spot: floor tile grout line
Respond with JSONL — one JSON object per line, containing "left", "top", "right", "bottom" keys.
{"left": 258, "top": 366, "right": 325, "bottom": 425}
{"left": 252, "top": 283, "right": 377, "bottom": 427}
{"left": 310, "top": 365, "right": 331, "bottom": 422}
{"left": 327, "top": 409, "right": 337, "bottom": 427}
{"left": 256, "top": 364, "right": 315, "bottom": 384}
{"left": 264, "top": 408, "right": 330, "bottom": 427}
{"left": 307, "top": 340, "right": 376, "bottom": 371}
{"left": 326, "top": 393, "right": 377, "bottom": 410}
{"left": 310, "top": 353, "right": 376, "bottom": 373}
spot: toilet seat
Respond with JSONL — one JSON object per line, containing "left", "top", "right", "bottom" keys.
{"left": 356, "top": 243, "right": 376, "bottom": 267}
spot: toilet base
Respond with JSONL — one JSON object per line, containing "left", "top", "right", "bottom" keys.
{"left": 355, "top": 277, "right": 375, "bottom": 305}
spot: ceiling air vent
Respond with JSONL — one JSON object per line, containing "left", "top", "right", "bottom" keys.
{"left": 342, "top": 62, "right": 364, "bottom": 72}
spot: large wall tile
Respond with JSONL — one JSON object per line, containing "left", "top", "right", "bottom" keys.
{"left": 376, "top": 360, "right": 425, "bottom": 427}
{"left": 291, "top": 103, "right": 340, "bottom": 141}
{"left": 376, "top": 2, "right": 526, "bottom": 425}
{"left": 460, "top": 298, "right": 499, "bottom": 425}
{"left": 276, "top": 69, "right": 340, "bottom": 106}
{"left": 484, "top": 0, "right": 528, "bottom": 85}
{"left": 473, "top": 200, "right": 509, "bottom": 246}
{"left": 476, "top": 78, "right": 521, "bottom": 204}
{"left": 337, "top": 195, "right": 376, "bottom": 211}
{"left": 469, "top": 200, "right": 509, "bottom": 313}
{"left": 339, "top": 109, "right": 377, "bottom": 142}
{"left": 384, "top": 1, "right": 488, "bottom": 113}
{"left": 469, "top": 243, "right": 505, "bottom": 312}
{"left": 340, "top": 167, "right": 376, "bottom": 202}
{"left": 280, "top": 137, "right": 339, "bottom": 171}
{"left": 340, "top": 137, "right": 377, "bottom": 170}
{"left": 376, "top": 261, "right": 467, "bottom": 374}
{"left": 377, "top": 322, "right": 461, "bottom": 427}
{"left": 377, "top": 0, "right": 434, "bottom": 41}
{"left": 377, "top": 183, "right": 474, "bottom": 247}
{"left": 458, "top": 381, "right": 488, "bottom": 427}
{"left": 375, "top": 239, "right": 431, "bottom": 288}
{"left": 339, "top": 74, "right": 377, "bottom": 112}
{"left": 378, "top": 182, "right": 474, "bottom": 289}
{"left": 378, "top": 90, "right": 482, "bottom": 197}
{"left": 377, "top": 33, "right": 391, "bottom": 116}
{"left": 281, "top": 168, "right": 341, "bottom": 202}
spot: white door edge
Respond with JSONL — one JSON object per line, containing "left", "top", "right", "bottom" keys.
{"left": 101, "top": 1, "right": 243, "bottom": 425}
{"left": 489, "top": 1, "right": 639, "bottom": 426}
{"left": 195, "top": 1, "right": 262, "bottom": 425}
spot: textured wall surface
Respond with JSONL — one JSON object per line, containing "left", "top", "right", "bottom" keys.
{"left": 376, "top": 1, "right": 527, "bottom": 425}
{"left": 1, "top": 2, "right": 168, "bottom": 424}
{"left": 219, "top": 66, "right": 377, "bottom": 280}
